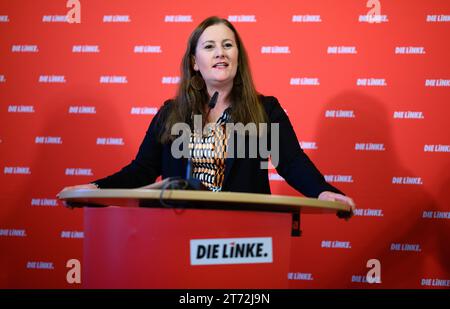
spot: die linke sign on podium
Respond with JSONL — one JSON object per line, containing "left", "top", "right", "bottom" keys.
{"left": 59, "top": 188, "right": 351, "bottom": 288}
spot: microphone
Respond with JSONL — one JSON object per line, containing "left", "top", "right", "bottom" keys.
{"left": 208, "top": 91, "right": 219, "bottom": 109}
{"left": 185, "top": 92, "right": 220, "bottom": 190}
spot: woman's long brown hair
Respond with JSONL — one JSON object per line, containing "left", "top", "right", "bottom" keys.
{"left": 160, "top": 16, "right": 266, "bottom": 143}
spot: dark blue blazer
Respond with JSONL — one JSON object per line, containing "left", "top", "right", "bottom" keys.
{"left": 94, "top": 96, "right": 342, "bottom": 197}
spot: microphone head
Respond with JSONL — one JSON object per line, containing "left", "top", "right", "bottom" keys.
{"left": 208, "top": 91, "right": 219, "bottom": 109}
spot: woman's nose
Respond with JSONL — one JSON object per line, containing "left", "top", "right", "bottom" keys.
{"left": 214, "top": 46, "right": 226, "bottom": 58}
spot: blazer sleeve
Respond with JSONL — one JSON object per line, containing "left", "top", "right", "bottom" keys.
{"left": 92, "top": 101, "right": 170, "bottom": 188}
{"left": 265, "top": 96, "right": 343, "bottom": 197}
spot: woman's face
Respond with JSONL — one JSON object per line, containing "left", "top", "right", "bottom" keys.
{"left": 193, "top": 23, "right": 239, "bottom": 89}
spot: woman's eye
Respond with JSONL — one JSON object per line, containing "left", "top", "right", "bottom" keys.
{"left": 204, "top": 45, "right": 213, "bottom": 49}
{"left": 224, "top": 43, "right": 233, "bottom": 48}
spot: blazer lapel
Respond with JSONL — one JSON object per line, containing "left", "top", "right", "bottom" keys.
{"left": 222, "top": 130, "right": 236, "bottom": 187}
{"left": 222, "top": 157, "right": 235, "bottom": 187}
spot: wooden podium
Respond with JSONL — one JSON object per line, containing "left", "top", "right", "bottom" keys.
{"left": 59, "top": 189, "right": 351, "bottom": 289}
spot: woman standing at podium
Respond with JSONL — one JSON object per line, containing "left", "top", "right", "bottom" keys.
{"left": 58, "top": 16, "right": 355, "bottom": 210}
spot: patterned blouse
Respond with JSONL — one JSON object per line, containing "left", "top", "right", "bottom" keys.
{"left": 189, "top": 108, "right": 231, "bottom": 191}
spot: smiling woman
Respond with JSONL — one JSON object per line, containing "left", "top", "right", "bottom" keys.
{"left": 161, "top": 16, "right": 266, "bottom": 142}
{"left": 58, "top": 16, "right": 355, "bottom": 211}
{"left": 193, "top": 24, "right": 239, "bottom": 89}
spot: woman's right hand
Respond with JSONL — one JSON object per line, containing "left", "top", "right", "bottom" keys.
{"left": 56, "top": 183, "right": 98, "bottom": 199}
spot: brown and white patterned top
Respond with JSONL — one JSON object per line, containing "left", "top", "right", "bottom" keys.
{"left": 189, "top": 108, "right": 231, "bottom": 191}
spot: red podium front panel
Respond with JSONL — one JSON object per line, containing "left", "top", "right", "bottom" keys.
{"left": 83, "top": 206, "right": 292, "bottom": 288}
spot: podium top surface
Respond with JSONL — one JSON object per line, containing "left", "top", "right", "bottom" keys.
{"left": 59, "top": 189, "right": 352, "bottom": 215}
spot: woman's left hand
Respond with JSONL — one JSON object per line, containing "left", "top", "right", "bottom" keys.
{"left": 318, "top": 191, "right": 356, "bottom": 214}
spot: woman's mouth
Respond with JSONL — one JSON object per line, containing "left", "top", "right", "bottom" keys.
{"left": 212, "top": 62, "right": 229, "bottom": 69}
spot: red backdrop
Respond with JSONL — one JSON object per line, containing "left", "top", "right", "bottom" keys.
{"left": 0, "top": 0, "right": 449, "bottom": 288}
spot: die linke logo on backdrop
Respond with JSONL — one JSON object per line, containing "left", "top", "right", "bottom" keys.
{"left": 190, "top": 237, "right": 273, "bottom": 266}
